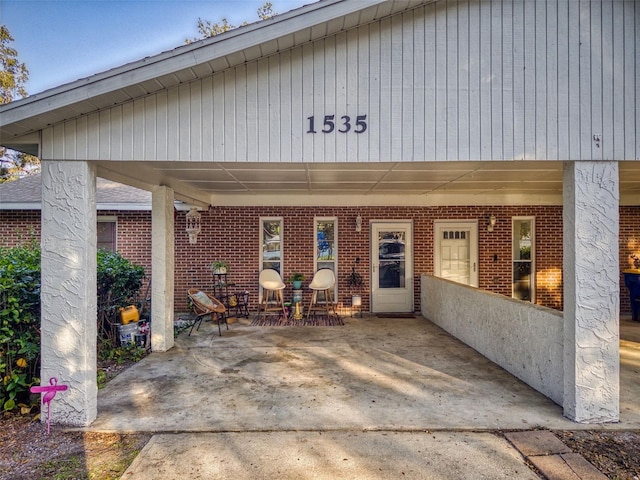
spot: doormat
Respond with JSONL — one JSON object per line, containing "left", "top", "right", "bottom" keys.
{"left": 375, "top": 313, "right": 416, "bottom": 318}
{"left": 251, "top": 315, "right": 344, "bottom": 327}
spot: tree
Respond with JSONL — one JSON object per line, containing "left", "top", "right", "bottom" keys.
{"left": 0, "top": 150, "right": 40, "bottom": 183}
{"left": 186, "top": 2, "right": 276, "bottom": 43}
{"left": 0, "top": 25, "right": 39, "bottom": 183}
{"left": 0, "top": 26, "right": 28, "bottom": 104}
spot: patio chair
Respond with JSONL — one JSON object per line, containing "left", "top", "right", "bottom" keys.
{"left": 257, "top": 269, "right": 287, "bottom": 320}
{"left": 306, "top": 269, "right": 337, "bottom": 320}
{"left": 187, "top": 288, "right": 227, "bottom": 336}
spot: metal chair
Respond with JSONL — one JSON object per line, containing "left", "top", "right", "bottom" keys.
{"left": 187, "top": 288, "right": 227, "bottom": 336}
{"left": 257, "top": 269, "right": 287, "bottom": 320}
{"left": 306, "top": 269, "right": 337, "bottom": 320}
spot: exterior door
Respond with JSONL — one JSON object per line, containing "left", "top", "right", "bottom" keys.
{"left": 370, "top": 221, "right": 413, "bottom": 313}
{"left": 434, "top": 221, "right": 479, "bottom": 287}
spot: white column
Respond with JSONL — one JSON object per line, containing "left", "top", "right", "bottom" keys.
{"left": 41, "top": 161, "right": 97, "bottom": 426}
{"left": 151, "top": 186, "right": 175, "bottom": 352}
{"left": 563, "top": 161, "right": 619, "bottom": 423}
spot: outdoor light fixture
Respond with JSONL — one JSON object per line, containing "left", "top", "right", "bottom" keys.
{"left": 185, "top": 207, "right": 202, "bottom": 244}
{"left": 487, "top": 215, "right": 497, "bottom": 232}
{"left": 355, "top": 215, "right": 362, "bottom": 232}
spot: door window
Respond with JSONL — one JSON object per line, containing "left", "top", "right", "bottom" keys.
{"left": 378, "top": 231, "right": 406, "bottom": 288}
{"left": 371, "top": 221, "right": 413, "bottom": 313}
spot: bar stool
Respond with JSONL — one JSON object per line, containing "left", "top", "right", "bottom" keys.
{"left": 306, "top": 269, "right": 337, "bottom": 320}
{"left": 257, "top": 269, "right": 287, "bottom": 320}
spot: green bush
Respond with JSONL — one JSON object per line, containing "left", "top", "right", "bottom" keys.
{"left": 96, "top": 249, "right": 146, "bottom": 353}
{"left": 0, "top": 241, "right": 41, "bottom": 412}
{"left": 1, "top": 244, "right": 146, "bottom": 413}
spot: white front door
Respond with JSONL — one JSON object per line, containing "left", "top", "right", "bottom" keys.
{"left": 370, "top": 221, "right": 413, "bottom": 313}
{"left": 434, "top": 221, "right": 479, "bottom": 287}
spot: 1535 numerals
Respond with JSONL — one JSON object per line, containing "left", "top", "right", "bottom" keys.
{"left": 307, "top": 114, "right": 367, "bottom": 134}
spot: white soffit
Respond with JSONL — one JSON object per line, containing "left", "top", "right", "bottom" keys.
{"left": 93, "top": 159, "right": 640, "bottom": 207}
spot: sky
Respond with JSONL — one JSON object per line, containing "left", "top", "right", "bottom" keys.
{"left": 1, "top": 0, "right": 316, "bottom": 96}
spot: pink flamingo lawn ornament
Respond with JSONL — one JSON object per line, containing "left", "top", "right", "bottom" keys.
{"left": 30, "top": 377, "right": 68, "bottom": 434}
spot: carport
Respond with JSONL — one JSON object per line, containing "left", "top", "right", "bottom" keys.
{"left": 1, "top": 0, "right": 638, "bottom": 428}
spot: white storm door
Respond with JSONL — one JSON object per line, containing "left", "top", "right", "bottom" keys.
{"left": 371, "top": 222, "right": 413, "bottom": 313}
{"left": 434, "top": 221, "right": 479, "bottom": 287}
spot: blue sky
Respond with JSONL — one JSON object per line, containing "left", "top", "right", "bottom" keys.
{"left": 2, "top": 0, "right": 315, "bottom": 96}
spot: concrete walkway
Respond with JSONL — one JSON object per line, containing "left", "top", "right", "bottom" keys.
{"left": 90, "top": 315, "right": 640, "bottom": 479}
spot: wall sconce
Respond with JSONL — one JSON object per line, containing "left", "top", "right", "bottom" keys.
{"left": 487, "top": 215, "right": 497, "bottom": 232}
{"left": 355, "top": 215, "right": 362, "bottom": 232}
{"left": 185, "top": 207, "right": 202, "bottom": 244}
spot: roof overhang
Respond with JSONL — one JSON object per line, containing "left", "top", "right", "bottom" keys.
{"left": 0, "top": 0, "right": 432, "bottom": 146}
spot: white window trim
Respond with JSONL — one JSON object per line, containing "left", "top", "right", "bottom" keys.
{"left": 314, "top": 216, "right": 338, "bottom": 301}
{"left": 259, "top": 217, "right": 284, "bottom": 300}
{"left": 97, "top": 215, "right": 118, "bottom": 252}
{"left": 512, "top": 216, "right": 536, "bottom": 303}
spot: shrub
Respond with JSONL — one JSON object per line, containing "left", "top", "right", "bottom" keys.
{"left": 0, "top": 240, "right": 41, "bottom": 412}
{"left": 96, "top": 249, "right": 146, "bottom": 350}
{"left": 1, "top": 244, "right": 146, "bottom": 412}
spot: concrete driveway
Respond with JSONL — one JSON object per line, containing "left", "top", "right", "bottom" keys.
{"left": 94, "top": 314, "right": 639, "bottom": 479}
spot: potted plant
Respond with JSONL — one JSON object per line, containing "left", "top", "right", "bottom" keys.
{"left": 211, "top": 260, "right": 229, "bottom": 275}
{"left": 289, "top": 272, "right": 305, "bottom": 289}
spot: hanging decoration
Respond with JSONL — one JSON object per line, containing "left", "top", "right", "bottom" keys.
{"left": 186, "top": 208, "right": 202, "bottom": 244}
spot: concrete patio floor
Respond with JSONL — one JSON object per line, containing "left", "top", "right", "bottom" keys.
{"left": 93, "top": 314, "right": 640, "bottom": 432}
{"left": 93, "top": 314, "right": 639, "bottom": 479}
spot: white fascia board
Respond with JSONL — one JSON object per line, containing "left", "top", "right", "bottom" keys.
{"left": 208, "top": 192, "right": 565, "bottom": 207}
{"left": 0, "top": 0, "right": 388, "bottom": 127}
{"left": 97, "top": 203, "right": 152, "bottom": 211}
{"left": 0, "top": 202, "right": 203, "bottom": 211}
{"left": 0, "top": 203, "right": 42, "bottom": 210}
{"left": 0, "top": 132, "right": 41, "bottom": 155}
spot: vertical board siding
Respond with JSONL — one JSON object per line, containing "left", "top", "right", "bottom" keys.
{"left": 466, "top": 0, "right": 480, "bottom": 160}
{"left": 46, "top": 0, "right": 637, "bottom": 163}
{"left": 624, "top": 1, "right": 637, "bottom": 159}
{"left": 457, "top": 0, "right": 469, "bottom": 161}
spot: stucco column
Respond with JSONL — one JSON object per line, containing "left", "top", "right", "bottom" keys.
{"left": 563, "top": 161, "right": 619, "bottom": 423}
{"left": 151, "top": 186, "right": 175, "bottom": 352}
{"left": 41, "top": 160, "right": 97, "bottom": 426}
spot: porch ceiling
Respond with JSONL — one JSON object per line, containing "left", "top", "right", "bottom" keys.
{"left": 95, "top": 160, "right": 640, "bottom": 207}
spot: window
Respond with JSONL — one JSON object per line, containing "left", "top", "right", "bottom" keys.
{"left": 260, "top": 217, "right": 283, "bottom": 274}
{"left": 315, "top": 217, "right": 338, "bottom": 299}
{"left": 512, "top": 217, "right": 535, "bottom": 302}
{"left": 97, "top": 216, "right": 117, "bottom": 252}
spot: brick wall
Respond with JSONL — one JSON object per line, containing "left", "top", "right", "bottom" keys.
{"left": 620, "top": 205, "right": 640, "bottom": 316}
{"left": 0, "top": 210, "right": 41, "bottom": 245}
{"left": 173, "top": 205, "right": 567, "bottom": 312}
{"left": 2, "top": 205, "right": 637, "bottom": 316}
{"left": 99, "top": 210, "right": 153, "bottom": 305}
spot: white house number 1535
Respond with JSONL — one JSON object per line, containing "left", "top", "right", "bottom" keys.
{"left": 306, "top": 114, "right": 367, "bottom": 134}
